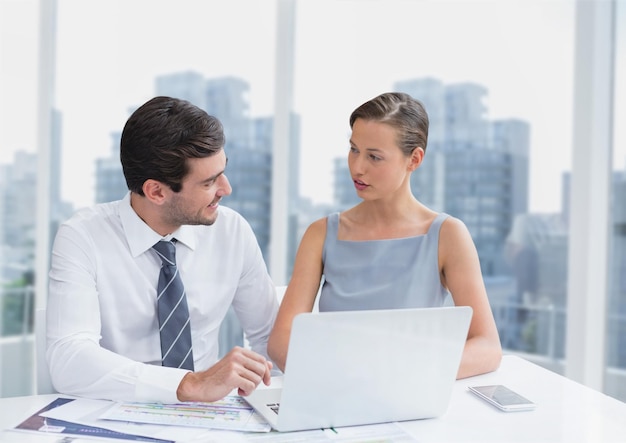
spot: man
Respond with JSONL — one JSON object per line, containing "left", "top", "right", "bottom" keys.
{"left": 47, "top": 96, "right": 278, "bottom": 403}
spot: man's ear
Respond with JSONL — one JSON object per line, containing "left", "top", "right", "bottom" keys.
{"left": 408, "top": 147, "right": 425, "bottom": 172}
{"left": 143, "top": 179, "right": 167, "bottom": 204}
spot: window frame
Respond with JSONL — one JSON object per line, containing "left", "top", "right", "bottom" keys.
{"left": 565, "top": 0, "right": 616, "bottom": 391}
{"left": 33, "top": 0, "right": 619, "bottom": 393}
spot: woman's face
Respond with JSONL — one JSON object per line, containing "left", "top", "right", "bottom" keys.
{"left": 348, "top": 118, "right": 414, "bottom": 200}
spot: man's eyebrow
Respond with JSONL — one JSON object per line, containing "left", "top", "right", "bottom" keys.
{"left": 202, "top": 157, "right": 228, "bottom": 183}
{"left": 203, "top": 170, "right": 225, "bottom": 184}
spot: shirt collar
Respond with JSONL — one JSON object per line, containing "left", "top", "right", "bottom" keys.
{"left": 119, "top": 192, "right": 197, "bottom": 257}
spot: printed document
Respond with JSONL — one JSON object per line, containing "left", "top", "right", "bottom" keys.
{"left": 99, "top": 395, "right": 271, "bottom": 432}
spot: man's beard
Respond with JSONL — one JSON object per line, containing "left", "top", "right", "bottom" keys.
{"left": 162, "top": 197, "right": 218, "bottom": 227}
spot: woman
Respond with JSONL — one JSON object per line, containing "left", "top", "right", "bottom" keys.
{"left": 268, "top": 92, "right": 502, "bottom": 378}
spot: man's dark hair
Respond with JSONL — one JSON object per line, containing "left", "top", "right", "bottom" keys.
{"left": 120, "top": 96, "right": 225, "bottom": 195}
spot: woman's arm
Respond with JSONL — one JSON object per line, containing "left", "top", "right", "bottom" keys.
{"left": 439, "top": 216, "right": 503, "bottom": 378}
{"left": 267, "top": 218, "right": 327, "bottom": 372}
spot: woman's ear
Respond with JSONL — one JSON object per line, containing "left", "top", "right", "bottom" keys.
{"left": 408, "top": 147, "right": 425, "bottom": 171}
{"left": 142, "top": 179, "right": 167, "bottom": 204}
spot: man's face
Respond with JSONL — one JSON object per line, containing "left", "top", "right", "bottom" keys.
{"left": 161, "top": 149, "right": 232, "bottom": 227}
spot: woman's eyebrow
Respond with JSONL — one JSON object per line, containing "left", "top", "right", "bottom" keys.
{"left": 349, "top": 139, "right": 383, "bottom": 153}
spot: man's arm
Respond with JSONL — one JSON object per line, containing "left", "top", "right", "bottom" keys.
{"left": 173, "top": 212, "right": 278, "bottom": 401}
{"left": 47, "top": 222, "right": 187, "bottom": 403}
{"left": 228, "top": 214, "right": 279, "bottom": 361}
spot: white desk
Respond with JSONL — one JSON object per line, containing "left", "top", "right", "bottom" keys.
{"left": 398, "top": 355, "right": 626, "bottom": 442}
{"left": 1, "top": 355, "right": 625, "bottom": 442}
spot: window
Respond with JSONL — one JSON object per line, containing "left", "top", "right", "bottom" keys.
{"left": 292, "top": 0, "right": 578, "bottom": 375}
{"left": 606, "top": 0, "right": 626, "bottom": 401}
{"left": 0, "top": 0, "right": 623, "bottom": 402}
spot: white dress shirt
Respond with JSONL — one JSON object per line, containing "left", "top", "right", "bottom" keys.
{"left": 47, "top": 193, "right": 278, "bottom": 403}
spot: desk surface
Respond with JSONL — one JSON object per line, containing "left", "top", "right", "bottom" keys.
{"left": 399, "top": 355, "right": 626, "bottom": 442}
{"left": 1, "top": 355, "right": 625, "bottom": 442}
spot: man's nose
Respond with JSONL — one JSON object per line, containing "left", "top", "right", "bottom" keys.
{"left": 218, "top": 174, "right": 232, "bottom": 196}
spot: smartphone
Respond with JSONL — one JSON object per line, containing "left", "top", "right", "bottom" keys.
{"left": 468, "top": 385, "right": 536, "bottom": 412}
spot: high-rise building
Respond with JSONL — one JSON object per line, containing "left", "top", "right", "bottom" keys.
{"left": 0, "top": 151, "right": 36, "bottom": 249}
{"left": 333, "top": 157, "right": 359, "bottom": 209}
{"left": 0, "top": 108, "right": 73, "bottom": 280}
{"left": 153, "top": 72, "right": 278, "bottom": 258}
{"left": 153, "top": 72, "right": 266, "bottom": 355}
{"left": 205, "top": 77, "right": 252, "bottom": 150}
{"left": 328, "top": 77, "right": 542, "bottom": 357}
{"left": 155, "top": 70, "right": 206, "bottom": 109}
{"left": 492, "top": 119, "right": 530, "bottom": 216}
{"left": 504, "top": 213, "right": 568, "bottom": 355}
{"left": 94, "top": 71, "right": 287, "bottom": 263}
{"left": 0, "top": 151, "right": 37, "bottom": 283}
{"left": 444, "top": 83, "right": 490, "bottom": 149}
{"left": 95, "top": 131, "right": 126, "bottom": 204}
{"left": 145, "top": 71, "right": 303, "bottom": 354}
{"left": 396, "top": 79, "right": 529, "bottom": 276}
{"left": 227, "top": 116, "right": 272, "bottom": 256}
{"left": 332, "top": 80, "right": 530, "bottom": 277}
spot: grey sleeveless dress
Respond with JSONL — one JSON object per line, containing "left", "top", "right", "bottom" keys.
{"left": 318, "top": 212, "right": 451, "bottom": 312}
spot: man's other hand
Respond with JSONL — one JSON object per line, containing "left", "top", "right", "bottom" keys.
{"left": 176, "top": 346, "right": 273, "bottom": 402}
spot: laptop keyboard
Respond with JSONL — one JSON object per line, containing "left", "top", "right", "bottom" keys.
{"left": 267, "top": 402, "right": 280, "bottom": 414}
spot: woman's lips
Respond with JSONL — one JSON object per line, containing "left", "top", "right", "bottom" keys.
{"left": 354, "top": 179, "right": 368, "bottom": 191}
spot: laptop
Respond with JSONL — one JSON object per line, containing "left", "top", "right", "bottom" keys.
{"left": 245, "top": 306, "right": 472, "bottom": 432}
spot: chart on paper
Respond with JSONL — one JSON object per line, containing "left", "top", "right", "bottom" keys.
{"left": 99, "top": 395, "right": 271, "bottom": 432}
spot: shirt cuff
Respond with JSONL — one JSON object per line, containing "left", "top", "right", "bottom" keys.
{"left": 134, "top": 364, "right": 190, "bottom": 403}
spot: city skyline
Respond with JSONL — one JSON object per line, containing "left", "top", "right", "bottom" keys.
{"left": 1, "top": 0, "right": 625, "bottom": 402}
{"left": 5, "top": 0, "right": 623, "bottom": 214}
{"left": 2, "top": 64, "right": 625, "bottom": 398}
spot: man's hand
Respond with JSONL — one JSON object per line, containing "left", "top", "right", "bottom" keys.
{"left": 176, "top": 346, "right": 273, "bottom": 402}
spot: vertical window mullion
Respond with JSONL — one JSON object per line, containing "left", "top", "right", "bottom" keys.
{"left": 566, "top": 0, "right": 615, "bottom": 391}
{"left": 269, "top": 0, "right": 296, "bottom": 285}
{"left": 35, "top": 0, "right": 58, "bottom": 312}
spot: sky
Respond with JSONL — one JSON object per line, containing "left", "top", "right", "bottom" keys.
{"left": 1, "top": 0, "right": 624, "bottom": 213}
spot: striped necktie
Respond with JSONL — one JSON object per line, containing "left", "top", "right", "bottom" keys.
{"left": 152, "top": 240, "right": 194, "bottom": 371}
